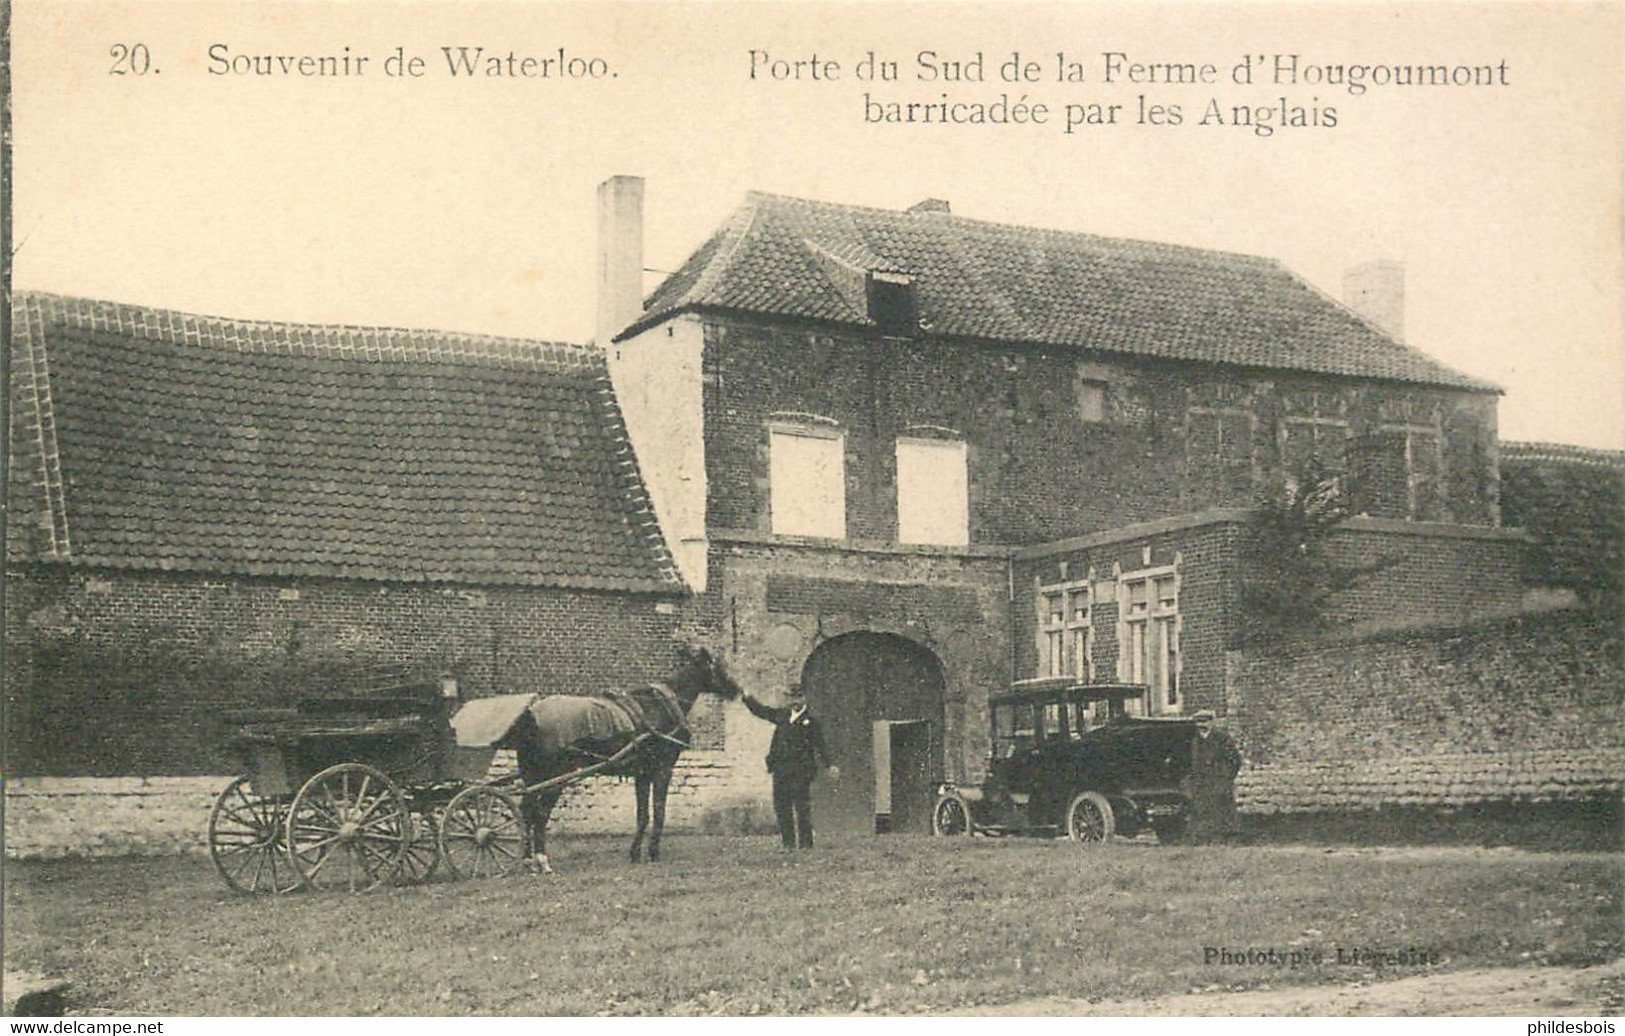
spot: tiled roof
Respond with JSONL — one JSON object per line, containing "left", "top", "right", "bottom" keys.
{"left": 629, "top": 192, "right": 1495, "bottom": 391}
{"left": 1500, "top": 440, "right": 1625, "bottom": 470}
{"left": 7, "top": 292, "right": 682, "bottom": 593}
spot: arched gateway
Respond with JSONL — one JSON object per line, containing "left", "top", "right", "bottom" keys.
{"left": 799, "top": 632, "right": 947, "bottom": 837}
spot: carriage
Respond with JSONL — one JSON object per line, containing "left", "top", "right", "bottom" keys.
{"left": 208, "top": 649, "right": 740, "bottom": 894}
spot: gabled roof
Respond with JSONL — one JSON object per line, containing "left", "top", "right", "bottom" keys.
{"left": 7, "top": 292, "right": 682, "bottom": 593}
{"left": 628, "top": 191, "right": 1495, "bottom": 392}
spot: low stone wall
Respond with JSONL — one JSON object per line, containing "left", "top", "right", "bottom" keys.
{"left": 3, "top": 752, "right": 740, "bottom": 860}
{"left": 1236, "top": 746, "right": 1625, "bottom": 814}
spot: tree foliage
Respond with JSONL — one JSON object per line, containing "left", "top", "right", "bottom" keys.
{"left": 1237, "top": 464, "right": 1374, "bottom": 647}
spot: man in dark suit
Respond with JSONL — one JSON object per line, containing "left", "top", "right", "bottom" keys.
{"left": 742, "top": 684, "right": 838, "bottom": 849}
{"left": 1187, "top": 710, "right": 1244, "bottom": 843}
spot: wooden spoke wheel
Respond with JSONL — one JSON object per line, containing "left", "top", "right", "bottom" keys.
{"left": 286, "top": 763, "right": 409, "bottom": 892}
{"left": 931, "top": 791, "right": 974, "bottom": 836}
{"left": 439, "top": 786, "right": 526, "bottom": 880}
{"left": 208, "top": 775, "right": 301, "bottom": 895}
{"left": 1066, "top": 790, "right": 1116, "bottom": 845}
{"left": 392, "top": 810, "right": 442, "bottom": 886}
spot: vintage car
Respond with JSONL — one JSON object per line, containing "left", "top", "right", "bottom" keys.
{"left": 932, "top": 681, "right": 1210, "bottom": 844}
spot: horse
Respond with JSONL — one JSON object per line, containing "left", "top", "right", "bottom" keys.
{"left": 508, "top": 644, "right": 742, "bottom": 870}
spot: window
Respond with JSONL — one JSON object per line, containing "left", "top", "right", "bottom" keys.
{"left": 993, "top": 702, "right": 1036, "bottom": 759}
{"left": 896, "top": 437, "right": 968, "bottom": 545}
{"left": 1042, "top": 702, "right": 1064, "bottom": 739}
{"left": 866, "top": 271, "right": 918, "bottom": 334}
{"left": 1188, "top": 406, "right": 1256, "bottom": 504}
{"left": 1078, "top": 379, "right": 1107, "bottom": 423}
{"left": 1118, "top": 567, "right": 1180, "bottom": 715}
{"left": 1067, "top": 586, "right": 1093, "bottom": 681}
{"left": 769, "top": 424, "right": 845, "bottom": 538}
{"left": 1283, "top": 417, "right": 1350, "bottom": 475}
{"left": 1038, "top": 579, "right": 1092, "bottom": 679}
{"left": 1352, "top": 424, "right": 1442, "bottom": 521}
{"left": 1282, "top": 391, "right": 1350, "bottom": 476}
{"left": 1040, "top": 590, "right": 1066, "bottom": 678}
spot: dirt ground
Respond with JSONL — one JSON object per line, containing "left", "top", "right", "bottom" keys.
{"left": 964, "top": 958, "right": 1625, "bottom": 1016}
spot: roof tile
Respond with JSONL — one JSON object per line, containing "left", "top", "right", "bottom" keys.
{"left": 631, "top": 192, "right": 1492, "bottom": 391}
{"left": 8, "top": 292, "right": 683, "bottom": 593}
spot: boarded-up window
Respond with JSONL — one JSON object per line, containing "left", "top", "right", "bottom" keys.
{"left": 1283, "top": 418, "right": 1350, "bottom": 475}
{"left": 1352, "top": 427, "right": 1441, "bottom": 520}
{"left": 770, "top": 426, "right": 845, "bottom": 538}
{"left": 1188, "top": 407, "right": 1256, "bottom": 504}
{"left": 896, "top": 438, "right": 968, "bottom": 545}
{"left": 1078, "top": 379, "right": 1107, "bottom": 423}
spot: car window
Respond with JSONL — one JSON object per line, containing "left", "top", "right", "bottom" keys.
{"left": 1042, "top": 703, "right": 1063, "bottom": 738}
{"left": 1065, "top": 701, "right": 1087, "bottom": 739}
{"left": 994, "top": 703, "right": 1033, "bottom": 758}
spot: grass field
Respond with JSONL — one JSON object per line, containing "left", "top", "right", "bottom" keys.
{"left": 4, "top": 833, "right": 1620, "bottom": 1016}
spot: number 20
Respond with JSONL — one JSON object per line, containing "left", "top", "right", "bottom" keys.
{"left": 109, "top": 43, "right": 152, "bottom": 75}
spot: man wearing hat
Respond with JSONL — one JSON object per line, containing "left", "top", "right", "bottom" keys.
{"left": 1187, "top": 710, "right": 1243, "bottom": 843}
{"left": 742, "top": 683, "right": 839, "bottom": 849}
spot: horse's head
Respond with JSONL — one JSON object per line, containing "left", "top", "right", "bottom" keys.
{"left": 673, "top": 643, "right": 741, "bottom": 702}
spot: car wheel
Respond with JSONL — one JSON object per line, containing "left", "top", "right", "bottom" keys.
{"left": 932, "top": 791, "right": 973, "bottom": 836}
{"left": 1066, "top": 790, "right": 1116, "bottom": 844}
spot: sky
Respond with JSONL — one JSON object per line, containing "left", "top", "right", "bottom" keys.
{"left": 10, "top": 1, "right": 1624, "bottom": 448}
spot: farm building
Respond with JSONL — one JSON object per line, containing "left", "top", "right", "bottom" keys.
{"left": 604, "top": 178, "right": 1621, "bottom": 834}
{"left": 3, "top": 291, "right": 709, "bottom": 854}
{"left": 6, "top": 180, "right": 1620, "bottom": 856}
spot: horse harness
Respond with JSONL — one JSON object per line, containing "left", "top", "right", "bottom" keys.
{"left": 638, "top": 681, "right": 689, "bottom": 749}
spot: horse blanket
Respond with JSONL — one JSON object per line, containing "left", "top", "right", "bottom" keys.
{"left": 450, "top": 686, "right": 685, "bottom": 757}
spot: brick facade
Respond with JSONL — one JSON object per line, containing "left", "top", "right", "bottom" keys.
{"left": 1012, "top": 513, "right": 1243, "bottom": 718}
{"left": 1011, "top": 513, "right": 1525, "bottom": 721}
{"left": 617, "top": 307, "right": 1524, "bottom": 830}
{"left": 3, "top": 565, "right": 695, "bottom": 778}
{"left": 687, "top": 536, "right": 1010, "bottom": 794}
{"left": 699, "top": 317, "right": 1499, "bottom": 548}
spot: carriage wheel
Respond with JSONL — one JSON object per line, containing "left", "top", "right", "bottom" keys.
{"left": 208, "top": 775, "right": 301, "bottom": 895}
{"left": 286, "top": 763, "right": 409, "bottom": 892}
{"left": 1066, "top": 790, "right": 1116, "bottom": 844}
{"left": 438, "top": 786, "right": 526, "bottom": 880}
{"left": 392, "top": 811, "right": 442, "bottom": 885}
{"left": 931, "top": 791, "right": 974, "bottom": 836}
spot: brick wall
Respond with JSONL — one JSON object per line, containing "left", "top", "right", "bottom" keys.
{"left": 0, "top": 565, "right": 780, "bottom": 858}
{"left": 1013, "top": 514, "right": 1242, "bottom": 718}
{"left": 1013, "top": 513, "right": 1525, "bottom": 722}
{"left": 693, "top": 536, "right": 1011, "bottom": 791}
{"left": 700, "top": 317, "right": 1498, "bottom": 549}
{"left": 3, "top": 753, "right": 739, "bottom": 860}
{"left": 1232, "top": 609, "right": 1624, "bottom": 812}
{"left": 1319, "top": 519, "right": 1526, "bottom": 638}
{"left": 3, "top": 565, "right": 693, "bottom": 777}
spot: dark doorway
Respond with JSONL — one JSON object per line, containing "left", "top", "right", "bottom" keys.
{"left": 800, "top": 632, "right": 946, "bottom": 838}
{"left": 875, "top": 719, "right": 933, "bottom": 834}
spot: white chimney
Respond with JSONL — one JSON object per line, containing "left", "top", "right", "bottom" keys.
{"left": 596, "top": 175, "right": 645, "bottom": 347}
{"left": 1343, "top": 259, "right": 1405, "bottom": 341}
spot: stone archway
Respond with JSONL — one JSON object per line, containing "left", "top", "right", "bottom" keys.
{"left": 799, "top": 632, "right": 946, "bottom": 838}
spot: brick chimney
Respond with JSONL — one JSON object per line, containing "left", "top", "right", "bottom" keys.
{"left": 1343, "top": 259, "right": 1405, "bottom": 341}
{"left": 596, "top": 175, "right": 645, "bottom": 346}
